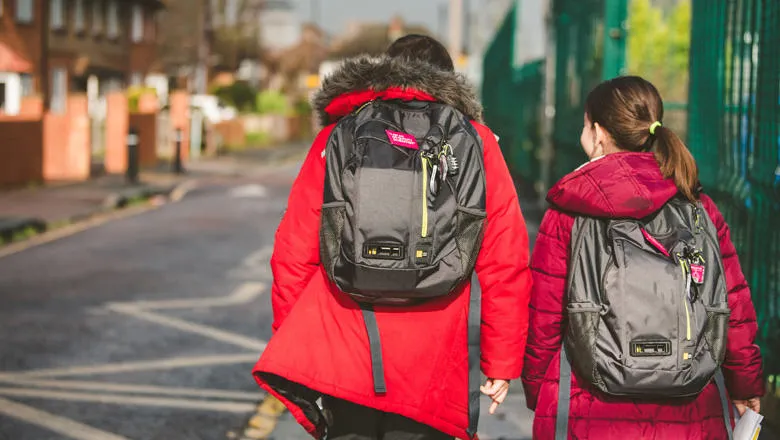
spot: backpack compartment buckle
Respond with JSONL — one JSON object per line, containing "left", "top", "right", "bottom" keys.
{"left": 363, "top": 242, "right": 405, "bottom": 260}
{"left": 630, "top": 339, "right": 672, "bottom": 357}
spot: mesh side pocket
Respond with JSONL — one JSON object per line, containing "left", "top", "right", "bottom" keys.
{"left": 455, "top": 206, "right": 486, "bottom": 274}
{"left": 320, "top": 202, "right": 346, "bottom": 277}
{"left": 565, "top": 304, "right": 601, "bottom": 386}
{"left": 704, "top": 306, "right": 730, "bottom": 364}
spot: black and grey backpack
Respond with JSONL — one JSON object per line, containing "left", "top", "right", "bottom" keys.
{"left": 319, "top": 99, "right": 487, "bottom": 437}
{"left": 555, "top": 197, "right": 736, "bottom": 439}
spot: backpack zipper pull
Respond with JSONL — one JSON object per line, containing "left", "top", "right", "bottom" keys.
{"left": 678, "top": 254, "right": 693, "bottom": 341}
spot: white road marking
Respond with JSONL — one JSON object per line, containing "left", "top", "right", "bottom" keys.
{"left": 106, "top": 304, "right": 267, "bottom": 351}
{"left": 0, "top": 388, "right": 256, "bottom": 413}
{"left": 110, "top": 282, "right": 266, "bottom": 310}
{"left": 0, "top": 396, "right": 130, "bottom": 440}
{"left": 228, "top": 246, "right": 274, "bottom": 280}
{"left": 229, "top": 184, "right": 268, "bottom": 198}
{"left": 0, "top": 354, "right": 258, "bottom": 380}
{"left": 2, "top": 378, "right": 263, "bottom": 401}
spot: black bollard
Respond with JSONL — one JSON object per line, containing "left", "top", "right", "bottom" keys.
{"left": 127, "top": 128, "right": 139, "bottom": 184}
{"left": 173, "top": 128, "right": 184, "bottom": 174}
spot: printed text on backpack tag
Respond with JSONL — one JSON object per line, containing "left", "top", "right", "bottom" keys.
{"left": 385, "top": 130, "right": 419, "bottom": 150}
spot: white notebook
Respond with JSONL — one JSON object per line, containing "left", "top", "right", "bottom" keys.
{"left": 734, "top": 408, "right": 763, "bottom": 440}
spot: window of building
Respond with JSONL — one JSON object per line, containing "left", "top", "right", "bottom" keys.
{"left": 20, "top": 73, "right": 34, "bottom": 97}
{"left": 131, "top": 4, "right": 143, "bottom": 42}
{"left": 73, "top": 0, "right": 85, "bottom": 32}
{"left": 50, "top": 0, "right": 64, "bottom": 29}
{"left": 0, "top": 82, "right": 7, "bottom": 113}
{"left": 15, "top": 0, "right": 33, "bottom": 23}
{"left": 107, "top": 0, "right": 119, "bottom": 38}
{"left": 91, "top": 0, "right": 102, "bottom": 35}
{"left": 51, "top": 68, "right": 68, "bottom": 114}
{"left": 146, "top": 10, "right": 157, "bottom": 42}
{"left": 129, "top": 72, "right": 143, "bottom": 87}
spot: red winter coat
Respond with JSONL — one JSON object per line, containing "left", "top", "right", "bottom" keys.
{"left": 253, "top": 56, "right": 533, "bottom": 440}
{"left": 522, "top": 152, "right": 765, "bottom": 439}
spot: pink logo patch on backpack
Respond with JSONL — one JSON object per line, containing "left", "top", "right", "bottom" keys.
{"left": 690, "top": 264, "right": 705, "bottom": 284}
{"left": 385, "top": 130, "right": 419, "bottom": 150}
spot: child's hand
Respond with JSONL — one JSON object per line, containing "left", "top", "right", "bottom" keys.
{"left": 480, "top": 378, "right": 510, "bottom": 414}
{"left": 733, "top": 397, "right": 761, "bottom": 416}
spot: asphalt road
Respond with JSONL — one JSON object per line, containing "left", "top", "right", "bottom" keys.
{"left": 0, "top": 164, "right": 301, "bottom": 440}
{"left": 0, "top": 160, "right": 536, "bottom": 440}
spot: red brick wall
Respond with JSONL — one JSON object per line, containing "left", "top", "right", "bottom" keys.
{"left": 19, "top": 97, "right": 44, "bottom": 117}
{"left": 129, "top": 113, "right": 157, "bottom": 167}
{"left": 137, "top": 93, "right": 159, "bottom": 113}
{"left": 214, "top": 120, "right": 245, "bottom": 149}
{"left": 42, "top": 95, "right": 90, "bottom": 181}
{"left": 129, "top": 43, "right": 156, "bottom": 78}
{"left": 0, "top": 1, "right": 44, "bottom": 94}
{"left": 0, "top": 117, "right": 44, "bottom": 187}
{"left": 169, "top": 91, "right": 190, "bottom": 162}
{"left": 105, "top": 92, "right": 129, "bottom": 174}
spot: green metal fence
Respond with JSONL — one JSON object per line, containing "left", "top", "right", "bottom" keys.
{"left": 551, "top": 0, "right": 627, "bottom": 179}
{"left": 482, "top": 5, "right": 545, "bottom": 192}
{"left": 484, "top": 0, "right": 779, "bottom": 408}
{"left": 688, "top": 0, "right": 780, "bottom": 389}
{"left": 483, "top": 0, "right": 628, "bottom": 191}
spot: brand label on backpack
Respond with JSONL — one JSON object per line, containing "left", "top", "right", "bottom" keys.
{"left": 385, "top": 130, "right": 419, "bottom": 150}
{"left": 690, "top": 264, "right": 705, "bottom": 284}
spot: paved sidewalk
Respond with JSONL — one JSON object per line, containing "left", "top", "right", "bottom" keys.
{"left": 0, "top": 172, "right": 190, "bottom": 240}
{"left": 0, "top": 141, "right": 314, "bottom": 242}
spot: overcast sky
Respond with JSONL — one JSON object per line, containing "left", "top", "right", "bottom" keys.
{"left": 294, "top": 0, "right": 456, "bottom": 37}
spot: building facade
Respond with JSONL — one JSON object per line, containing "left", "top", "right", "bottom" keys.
{"left": 0, "top": 0, "right": 163, "bottom": 115}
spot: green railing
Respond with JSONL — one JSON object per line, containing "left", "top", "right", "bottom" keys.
{"left": 484, "top": 0, "right": 779, "bottom": 409}
{"left": 482, "top": 4, "right": 544, "bottom": 193}
{"left": 688, "top": 0, "right": 780, "bottom": 397}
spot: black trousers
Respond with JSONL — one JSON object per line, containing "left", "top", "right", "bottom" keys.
{"left": 324, "top": 397, "right": 452, "bottom": 440}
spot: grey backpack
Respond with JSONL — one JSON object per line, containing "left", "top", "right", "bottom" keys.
{"left": 319, "top": 99, "right": 487, "bottom": 438}
{"left": 555, "top": 197, "right": 736, "bottom": 439}
{"left": 320, "top": 99, "right": 487, "bottom": 302}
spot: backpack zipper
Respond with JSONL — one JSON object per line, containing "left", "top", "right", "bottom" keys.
{"left": 678, "top": 258, "right": 692, "bottom": 341}
{"left": 421, "top": 154, "right": 430, "bottom": 238}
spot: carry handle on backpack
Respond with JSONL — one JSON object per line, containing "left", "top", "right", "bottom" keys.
{"left": 554, "top": 345, "right": 735, "bottom": 439}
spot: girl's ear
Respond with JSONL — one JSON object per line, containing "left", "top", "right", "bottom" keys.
{"left": 593, "top": 122, "right": 607, "bottom": 146}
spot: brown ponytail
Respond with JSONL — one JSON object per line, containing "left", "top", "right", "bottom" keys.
{"left": 584, "top": 76, "right": 700, "bottom": 201}
{"left": 651, "top": 125, "right": 699, "bottom": 201}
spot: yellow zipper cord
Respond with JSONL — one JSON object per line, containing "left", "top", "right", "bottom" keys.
{"left": 421, "top": 156, "right": 429, "bottom": 238}
{"left": 680, "top": 258, "right": 692, "bottom": 341}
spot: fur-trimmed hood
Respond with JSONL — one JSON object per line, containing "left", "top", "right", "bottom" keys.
{"left": 313, "top": 55, "right": 483, "bottom": 125}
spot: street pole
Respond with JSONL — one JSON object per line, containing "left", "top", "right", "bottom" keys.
{"left": 41, "top": 0, "right": 50, "bottom": 110}
{"left": 538, "top": 0, "right": 556, "bottom": 208}
{"left": 448, "top": 0, "right": 463, "bottom": 62}
{"left": 438, "top": 3, "right": 448, "bottom": 43}
{"left": 463, "top": 0, "right": 470, "bottom": 55}
{"left": 196, "top": 0, "right": 212, "bottom": 94}
{"left": 310, "top": 0, "right": 320, "bottom": 26}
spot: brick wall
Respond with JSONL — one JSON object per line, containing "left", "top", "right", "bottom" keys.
{"left": 214, "top": 120, "right": 245, "bottom": 149}
{"left": 42, "top": 95, "right": 90, "bottom": 181}
{"left": 129, "top": 113, "right": 157, "bottom": 167}
{"left": 19, "top": 96, "right": 44, "bottom": 117}
{"left": 0, "top": 118, "right": 44, "bottom": 187}
{"left": 169, "top": 91, "right": 190, "bottom": 162}
{"left": 104, "top": 92, "right": 129, "bottom": 174}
